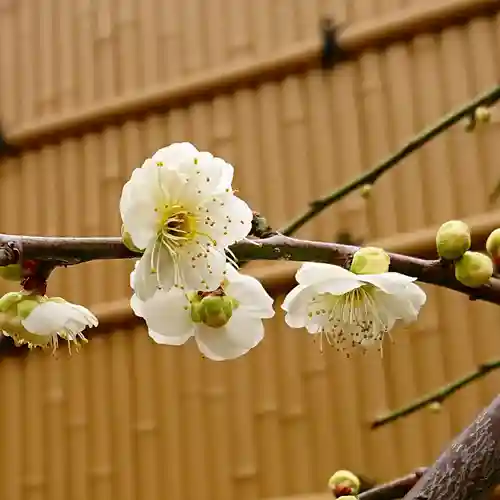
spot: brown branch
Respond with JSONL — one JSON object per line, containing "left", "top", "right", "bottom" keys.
{"left": 359, "top": 468, "right": 427, "bottom": 500}
{"left": 0, "top": 233, "right": 499, "bottom": 304}
{"left": 403, "top": 395, "right": 500, "bottom": 500}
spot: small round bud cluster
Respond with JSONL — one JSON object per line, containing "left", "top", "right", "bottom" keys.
{"left": 350, "top": 247, "right": 390, "bottom": 275}
{"left": 328, "top": 470, "right": 360, "bottom": 499}
{"left": 436, "top": 219, "right": 494, "bottom": 288}
{"left": 435, "top": 220, "right": 471, "bottom": 260}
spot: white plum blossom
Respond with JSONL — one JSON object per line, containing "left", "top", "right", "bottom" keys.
{"left": 120, "top": 142, "right": 253, "bottom": 300}
{"left": 282, "top": 262, "right": 426, "bottom": 353}
{"left": 0, "top": 294, "right": 98, "bottom": 351}
{"left": 130, "top": 264, "right": 275, "bottom": 361}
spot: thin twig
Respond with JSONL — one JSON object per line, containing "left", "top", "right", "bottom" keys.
{"left": 359, "top": 468, "right": 427, "bottom": 500}
{"left": 371, "top": 359, "right": 500, "bottom": 429}
{"left": 281, "top": 83, "right": 500, "bottom": 236}
{"left": 2, "top": 233, "right": 500, "bottom": 304}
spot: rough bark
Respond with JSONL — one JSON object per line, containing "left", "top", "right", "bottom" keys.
{"left": 403, "top": 396, "right": 500, "bottom": 500}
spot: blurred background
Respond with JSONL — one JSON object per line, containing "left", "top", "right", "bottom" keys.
{"left": 0, "top": 0, "right": 499, "bottom": 499}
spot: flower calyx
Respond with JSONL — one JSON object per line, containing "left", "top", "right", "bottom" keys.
{"left": 189, "top": 286, "right": 239, "bottom": 328}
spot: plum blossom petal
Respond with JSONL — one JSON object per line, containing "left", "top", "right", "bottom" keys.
{"left": 131, "top": 264, "right": 275, "bottom": 361}
{"left": 282, "top": 263, "right": 426, "bottom": 353}
{"left": 120, "top": 143, "right": 252, "bottom": 300}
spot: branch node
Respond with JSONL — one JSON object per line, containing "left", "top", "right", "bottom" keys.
{"left": 320, "top": 18, "right": 346, "bottom": 70}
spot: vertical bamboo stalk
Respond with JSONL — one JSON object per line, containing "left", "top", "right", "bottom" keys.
{"left": 254, "top": 82, "right": 286, "bottom": 497}
{"left": 0, "top": 359, "right": 24, "bottom": 500}
{"left": 110, "top": 328, "right": 136, "bottom": 500}
{"left": 76, "top": 0, "right": 97, "bottom": 106}
{"left": 23, "top": 149, "right": 46, "bottom": 500}
{"left": 19, "top": 0, "right": 37, "bottom": 121}
{"left": 436, "top": 25, "right": 483, "bottom": 429}
{"left": 382, "top": 39, "right": 428, "bottom": 472}
{"left": 0, "top": 3, "right": 19, "bottom": 127}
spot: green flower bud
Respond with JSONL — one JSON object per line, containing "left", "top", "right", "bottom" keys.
{"left": 455, "top": 251, "right": 493, "bottom": 288}
{"left": 0, "top": 292, "right": 24, "bottom": 313}
{"left": 436, "top": 220, "right": 471, "bottom": 260}
{"left": 360, "top": 184, "right": 372, "bottom": 199}
{"left": 121, "top": 225, "right": 143, "bottom": 253}
{"left": 475, "top": 106, "right": 491, "bottom": 123}
{"left": 428, "top": 401, "right": 442, "bottom": 413}
{"left": 486, "top": 228, "right": 500, "bottom": 261}
{"left": 197, "top": 295, "right": 237, "bottom": 328}
{"left": 328, "top": 470, "right": 360, "bottom": 496}
{"left": 0, "top": 264, "right": 23, "bottom": 282}
{"left": 350, "top": 247, "right": 390, "bottom": 275}
{"left": 16, "top": 298, "right": 40, "bottom": 320}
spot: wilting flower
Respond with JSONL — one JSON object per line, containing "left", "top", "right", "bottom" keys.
{"left": 0, "top": 292, "right": 98, "bottom": 351}
{"left": 282, "top": 263, "right": 426, "bottom": 353}
{"left": 120, "top": 142, "right": 253, "bottom": 300}
{"left": 130, "top": 264, "right": 275, "bottom": 361}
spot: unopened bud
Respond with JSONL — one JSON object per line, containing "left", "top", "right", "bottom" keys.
{"left": 455, "top": 251, "right": 493, "bottom": 288}
{"left": 428, "top": 401, "right": 442, "bottom": 413}
{"left": 194, "top": 295, "right": 238, "bottom": 328}
{"left": 486, "top": 228, "right": 500, "bottom": 263}
{"left": 328, "top": 470, "right": 360, "bottom": 496}
{"left": 360, "top": 184, "right": 372, "bottom": 199}
{"left": 436, "top": 220, "right": 471, "bottom": 260}
{"left": 350, "top": 247, "right": 390, "bottom": 275}
{"left": 0, "top": 291, "right": 24, "bottom": 313}
{"left": 121, "top": 225, "right": 143, "bottom": 253}
{"left": 475, "top": 106, "right": 491, "bottom": 123}
{"left": 0, "top": 264, "right": 23, "bottom": 282}
{"left": 336, "top": 497, "right": 358, "bottom": 500}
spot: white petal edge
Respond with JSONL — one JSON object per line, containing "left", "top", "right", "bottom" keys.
{"left": 359, "top": 272, "right": 417, "bottom": 295}
{"left": 225, "top": 272, "right": 275, "bottom": 319}
{"left": 149, "top": 329, "right": 193, "bottom": 346}
{"left": 140, "top": 288, "right": 193, "bottom": 338}
{"left": 296, "top": 263, "right": 358, "bottom": 286}
{"left": 195, "top": 311, "right": 264, "bottom": 361}
{"left": 133, "top": 246, "right": 162, "bottom": 302}
{"left": 151, "top": 142, "right": 199, "bottom": 167}
{"left": 130, "top": 294, "right": 144, "bottom": 318}
{"left": 282, "top": 284, "right": 317, "bottom": 329}
{"left": 375, "top": 283, "right": 426, "bottom": 323}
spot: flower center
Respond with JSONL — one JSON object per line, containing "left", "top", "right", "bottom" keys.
{"left": 307, "top": 285, "right": 389, "bottom": 354}
{"left": 158, "top": 205, "right": 197, "bottom": 246}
